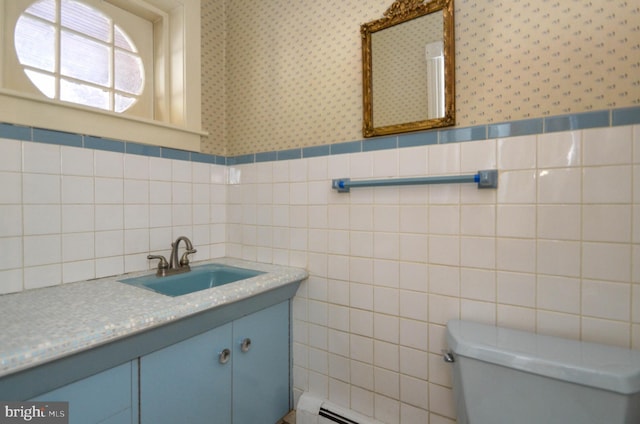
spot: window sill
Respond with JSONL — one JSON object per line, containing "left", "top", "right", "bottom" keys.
{"left": 0, "top": 89, "right": 206, "bottom": 152}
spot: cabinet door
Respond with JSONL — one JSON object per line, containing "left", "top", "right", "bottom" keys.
{"left": 232, "top": 301, "right": 290, "bottom": 424}
{"left": 31, "top": 361, "right": 137, "bottom": 424}
{"left": 140, "top": 323, "right": 233, "bottom": 424}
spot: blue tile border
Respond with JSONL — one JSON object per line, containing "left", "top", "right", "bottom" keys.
{"left": 34, "top": 128, "right": 83, "bottom": 147}
{"left": 363, "top": 136, "right": 397, "bottom": 151}
{"left": 125, "top": 142, "right": 161, "bottom": 157}
{"left": 303, "top": 145, "right": 330, "bottom": 158}
{"left": 0, "top": 123, "right": 31, "bottom": 141}
{"left": 398, "top": 131, "right": 438, "bottom": 148}
{"left": 277, "top": 148, "right": 302, "bottom": 161}
{"left": 161, "top": 147, "right": 190, "bottom": 161}
{"left": 256, "top": 152, "right": 277, "bottom": 162}
{"left": 613, "top": 106, "right": 640, "bottom": 126}
{"left": 544, "top": 110, "right": 610, "bottom": 133}
{"left": 84, "top": 135, "right": 124, "bottom": 152}
{"left": 440, "top": 125, "right": 487, "bottom": 144}
{"left": 331, "top": 140, "right": 362, "bottom": 155}
{"left": 1, "top": 105, "right": 639, "bottom": 166}
{"left": 488, "top": 118, "right": 543, "bottom": 139}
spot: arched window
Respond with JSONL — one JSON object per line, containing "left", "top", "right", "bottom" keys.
{"left": 14, "top": 0, "right": 145, "bottom": 113}
{"left": 0, "top": 0, "right": 203, "bottom": 151}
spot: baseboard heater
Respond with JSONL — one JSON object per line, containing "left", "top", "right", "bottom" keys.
{"left": 296, "top": 392, "right": 384, "bottom": 424}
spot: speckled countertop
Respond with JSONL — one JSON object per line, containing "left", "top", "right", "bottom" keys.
{"left": 0, "top": 258, "right": 307, "bottom": 378}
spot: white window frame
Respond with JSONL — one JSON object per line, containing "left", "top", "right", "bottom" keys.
{"left": 0, "top": 0, "right": 203, "bottom": 151}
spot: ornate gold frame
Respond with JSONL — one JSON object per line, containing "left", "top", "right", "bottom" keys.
{"left": 362, "top": 0, "right": 455, "bottom": 137}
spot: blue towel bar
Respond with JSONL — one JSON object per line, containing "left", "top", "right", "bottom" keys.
{"left": 331, "top": 169, "right": 498, "bottom": 193}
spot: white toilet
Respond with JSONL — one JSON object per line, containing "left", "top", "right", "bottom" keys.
{"left": 446, "top": 320, "right": 640, "bottom": 424}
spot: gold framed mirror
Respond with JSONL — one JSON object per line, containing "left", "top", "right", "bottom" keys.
{"left": 362, "top": 0, "right": 455, "bottom": 137}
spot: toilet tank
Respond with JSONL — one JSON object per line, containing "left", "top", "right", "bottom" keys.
{"left": 446, "top": 320, "right": 640, "bottom": 424}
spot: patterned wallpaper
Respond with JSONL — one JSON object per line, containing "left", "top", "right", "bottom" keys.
{"left": 201, "top": 0, "right": 640, "bottom": 156}
{"left": 200, "top": 0, "right": 226, "bottom": 155}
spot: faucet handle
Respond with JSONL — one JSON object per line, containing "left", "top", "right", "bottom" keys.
{"left": 148, "top": 254, "right": 169, "bottom": 270}
{"left": 179, "top": 249, "right": 197, "bottom": 267}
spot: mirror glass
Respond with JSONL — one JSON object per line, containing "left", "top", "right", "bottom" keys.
{"left": 362, "top": 0, "right": 455, "bottom": 137}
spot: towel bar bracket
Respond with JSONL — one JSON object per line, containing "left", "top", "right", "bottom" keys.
{"left": 477, "top": 169, "right": 498, "bottom": 189}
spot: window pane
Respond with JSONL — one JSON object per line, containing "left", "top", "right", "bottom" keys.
{"left": 115, "top": 50, "right": 143, "bottom": 94}
{"left": 25, "top": 0, "right": 56, "bottom": 22}
{"left": 61, "top": 0, "right": 111, "bottom": 42}
{"left": 24, "top": 70, "right": 55, "bottom": 98}
{"left": 60, "top": 78, "right": 109, "bottom": 110}
{"left": 114, "top": 26, "right": 136, "bottom": 52}
{"left": 115, "top": 93, "right": 136, "bottom": 113}
{"left": 61, "top": 30, "right": 109, "bottom": 86}
{"left": 14, "top": 16, "right": 56, "bottom": 72}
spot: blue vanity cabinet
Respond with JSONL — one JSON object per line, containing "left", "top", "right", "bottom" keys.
{"left": 232, "top": 299, "right": 290, "bottom": 424}
{"left": 139, "top": 300, "right": 291, "bottom": 424}
{"left": 139, "top": 322, "right": 233, "bottom": 424}
{"left": 30, "top": 361, "right": 138, "bottom": 424}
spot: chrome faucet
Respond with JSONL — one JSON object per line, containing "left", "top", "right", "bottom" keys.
{"left": 148, "top": 236, "right": 197, "bottom": 277}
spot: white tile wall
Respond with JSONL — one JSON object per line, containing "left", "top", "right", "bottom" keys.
{"left": 2, "top": 124, "right": 640, "bottom": 423}
{"left": 0, "top": 140, "right": 227, "bottom": 294}
{"left": 225, "top": 125, "right": 640, "bottom": 424}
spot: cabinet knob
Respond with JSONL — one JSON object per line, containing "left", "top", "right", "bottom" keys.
{"left": 240, "top": 338, "right": 251, "bottom": 353}
{"left": 219, "top": 348, "right": 231, "bottom": 364}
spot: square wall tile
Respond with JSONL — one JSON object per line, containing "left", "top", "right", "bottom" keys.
{"left": 460, "top": 268, "right": 495, "bottom": 302}
{"left": 583, "top": 126, "right": 632, "bottom": 166}
{"left": 537, "top": 131, "right": 581, "bottom": 168}
{"left": 460, "top": 205, "right": 495, "bottom": 237}
{"left": 582, "top": 279, "right": 631, "bottom": 321}
{"left": 537, "top": 275, "right": 580, "bottom": 314}
{"left": 94, "top": 150, "right": 123, "bottom": 178}
{"left": 460, "top": 237, "right": 495, "bottom": 269}
{"left": 0, "top": 172, "right": 22, "bottom": 204}
{"left": 537, "top": 205, "right": 581, "bottom": 240}
{"left": 582, "top": 242, "right": 631, "bottom": 282}
{"left": 497, "top": 272, "right": 535, "bottom": 307}
{"left": 460, "top": 139, "right": 496, "bottom": 172}
{"left": 583, "top": 166, "right": 632, "bottom": 204}
{"left": 0, "top": 139, "right": 22, "bottom": 172}
{"left": 23, "top": 205, "right": 60, "bottom": 235}
{"left": 95, "top": 178, "right": 123, "bottom": 204}
{"left": 496, "top": 238, "right": 536, "bottom": 273}
{"left": 582, "top": 204, "right": 631, "bottom": 243}
{"left": 23, "top": 173, "right": 60, "bottom": 204}
{"left": 62, "top": 232, "right": 94, "bottom": 262}
{"left": 581, "top": 317, "right": 630, "bottom": 348}
{"left": 497, "top": 205, "right": 535, "bottom": 238}
{"left": 0, "top": 205, "right": 22, "bottom": 237}
{"left": 498, "top": 170, "right": 536, "bottom": 204}
{"left": 0, "top": 237, "right": 23, "bottom": 270}
{"left": 536, "top": 240, "right": 581, "bottom": 277}
{"left": 61, "top": 146, "right": 93, "bottom": 176}
{"left": 0, "top": 269, "right": 23, "bottom": 294}
{"left": 497, "top": 135, "right": 536, "bottom": 170}
{"left": 23, "top": 235, "right": 61, "bottom": 266}
{"left": 537, "top": 168, "right": 581, "bottom": 204}
{"left": 428, "top": 143, "right": 460, "bottom": 175}
{"left": 24, "top": 264, "right": 61, "bottom": 290}
{"left": 61, "top": 205, "right": 94, "bottom": 233}
{"left": 23, "top": 142, "right": 60, "bottom": 174}
{"left": 429, "top": 265, "right": 460, "bottom": 297}
{"left": 123, "top": 154, "right": 149, "bottom": 180}
{"left": 95, "top": 231, "right": 124, "bottom": 258}
{"left": 398, "top": 146, "right": 428, "bottom": 177}
{"left": 62, "top": 176, "right": 94, "bottom": 204}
